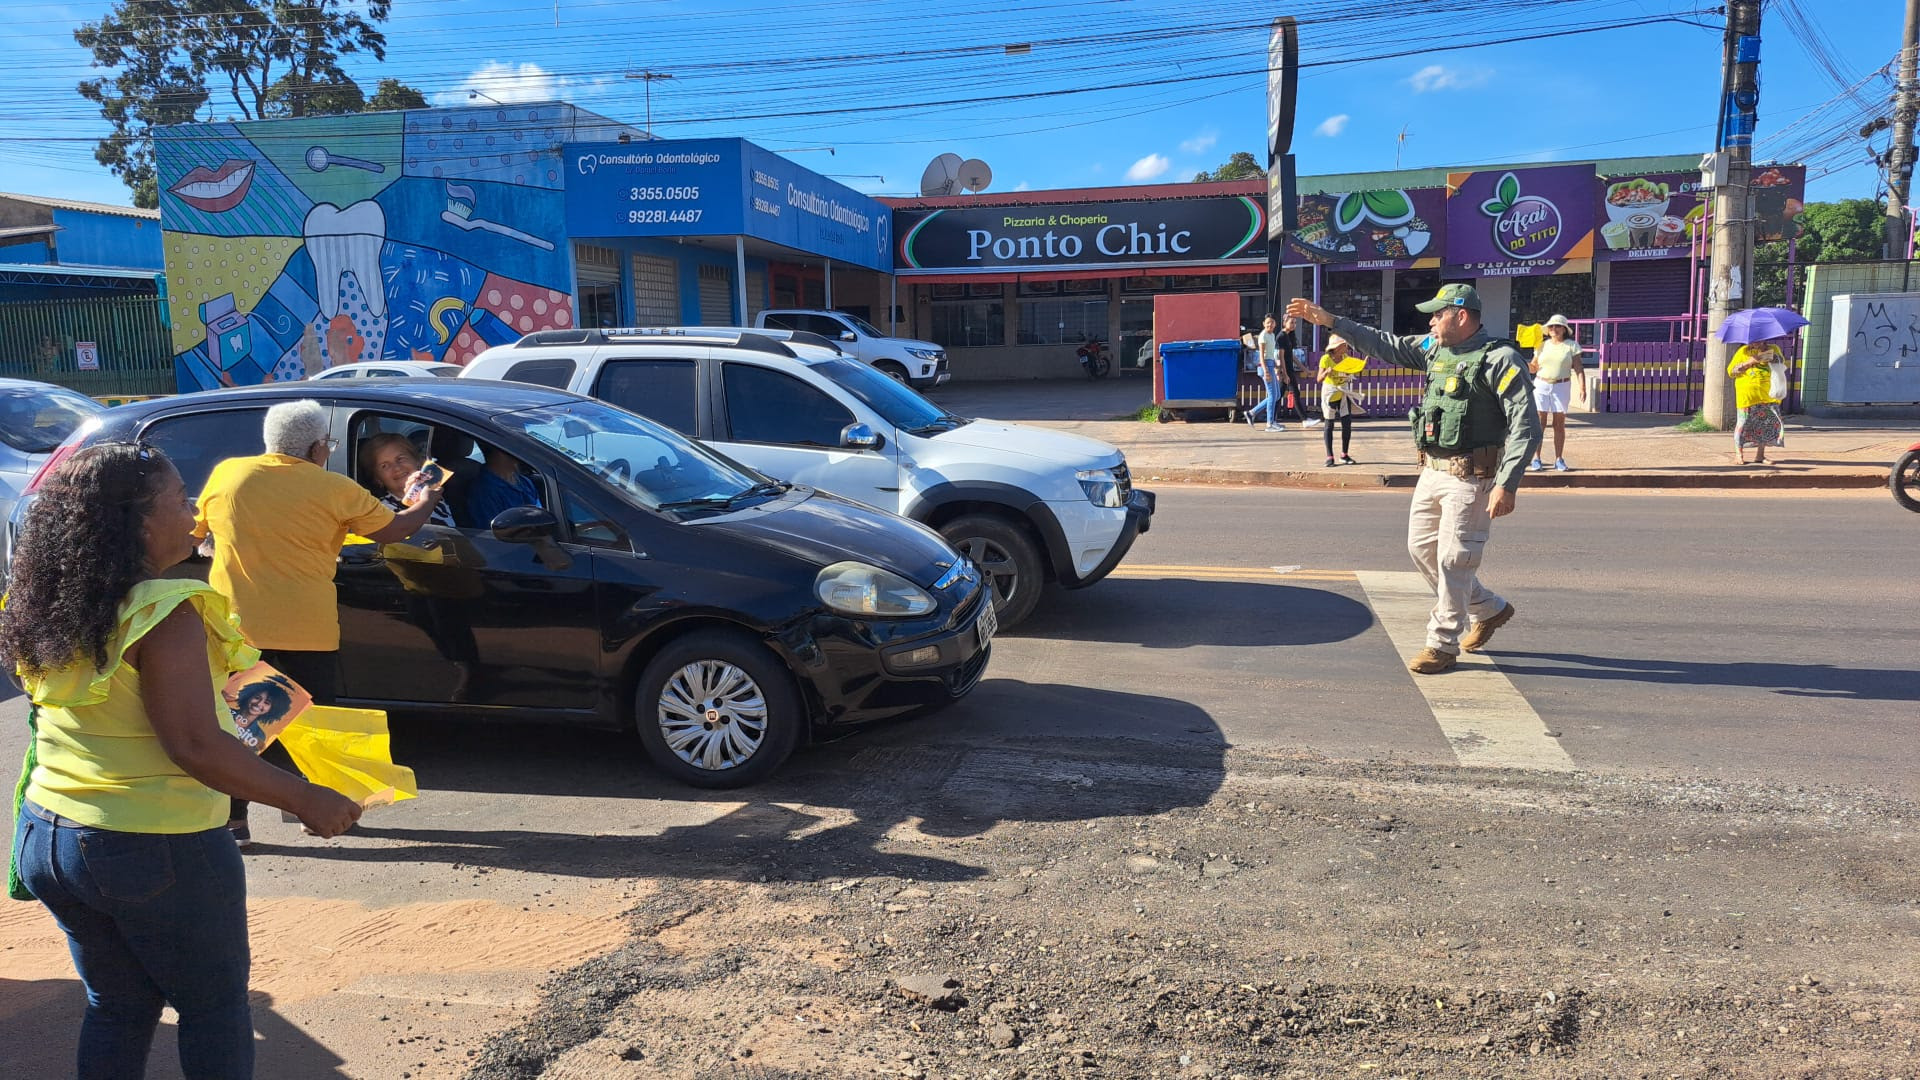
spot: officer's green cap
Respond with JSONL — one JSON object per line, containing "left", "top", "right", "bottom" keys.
{"left": 1415, "top": 283, "right": 1482, "bottom": 313}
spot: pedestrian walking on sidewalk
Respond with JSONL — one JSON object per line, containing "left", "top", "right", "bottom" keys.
{"left": 1288, "top": 284, "right": 1541, "bottom": 675}
{"left": 1317, "top": 334, "right": 1362, "bottom": 466}
{"left": 1247, "top": 315, "right": 1315, "bottom": 431}
{"left": 1528, "top": 314, "right": 1586, "bottom": 471}
{"left": 1728, "top": 339, "right": 1787, "bottom": 465}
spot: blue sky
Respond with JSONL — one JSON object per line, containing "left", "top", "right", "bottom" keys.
{"left": 1, "top": 0, "right": 1909, "bottom": 208}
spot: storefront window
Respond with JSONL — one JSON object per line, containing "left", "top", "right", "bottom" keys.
{"left": 578, "top": 282, "right": 619, "bottom": 329}
{"left": 1018, "top": 299, "right": 1109, "bottom": 345}
{"left": 1510, "top": 274, "right": 1595, "bottom": 323}
{"left": 930, "top": 300, "right": 1005, "bottom": 348}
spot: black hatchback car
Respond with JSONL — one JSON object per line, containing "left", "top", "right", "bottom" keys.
{"left": 15, "top": 381, "right": 993, "bottom": 788}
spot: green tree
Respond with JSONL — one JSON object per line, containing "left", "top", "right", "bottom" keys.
{"left": 365, "top": 77, "right": 426, "bottom": 112}
{"left": 1192, "top": 151, "right": 1263, "bottom": 183}
{"left": 74, "top": 0, "right": 395, "bottom": 204}
{"left": 1753, "top": 199, "right": 1892, "bottom": 308}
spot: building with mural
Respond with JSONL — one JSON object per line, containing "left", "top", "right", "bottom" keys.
{"left": 154, "top": 104, "right": 891, "bottom": 392}
{"left": 882, "top": 154, "right": 1806, "bottom": 380}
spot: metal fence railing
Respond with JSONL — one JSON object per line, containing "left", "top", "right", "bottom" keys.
{"left": 0, "top": 295, "right": 177, "bottom": 397}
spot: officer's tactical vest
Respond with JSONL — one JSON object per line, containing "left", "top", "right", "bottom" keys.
{"left": 1409, "top": 339, "right": 1516, "bottom": 454}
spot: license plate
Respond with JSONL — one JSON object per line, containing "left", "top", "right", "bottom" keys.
{"left": 975, "top": 599, "right": 998, "bottom": 648}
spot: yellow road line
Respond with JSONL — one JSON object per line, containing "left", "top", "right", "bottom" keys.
{"left": 1356, "top": 570, "right": 1576, "bottom": 773}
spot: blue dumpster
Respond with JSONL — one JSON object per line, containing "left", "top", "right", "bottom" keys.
{"left": 1157, "top": 338, "right": 1243, "bottom": 407}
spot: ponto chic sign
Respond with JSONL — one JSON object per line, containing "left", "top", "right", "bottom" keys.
{"left": 967, "top": 220, "right": 1193, "bottom": 262}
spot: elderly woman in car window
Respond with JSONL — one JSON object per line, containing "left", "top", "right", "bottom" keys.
{"left": 358, "top": 433, "right": 456, "bottom": 528}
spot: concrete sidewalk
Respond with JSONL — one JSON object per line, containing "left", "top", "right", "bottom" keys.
{"left": 925, "top": 378, "right": 1913, "bottom": 490}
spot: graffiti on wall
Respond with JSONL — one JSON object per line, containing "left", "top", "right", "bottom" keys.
{"left": 158, "top": 106, "right": 576, "bottom": 391}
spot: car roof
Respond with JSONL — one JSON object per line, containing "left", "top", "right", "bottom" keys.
{"left": 100, "top": 378, "right": 591, "bottom": 425}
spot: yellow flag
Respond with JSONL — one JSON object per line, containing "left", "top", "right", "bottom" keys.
{"left": 277, "top": 705, "right": 418, "bottom": 809}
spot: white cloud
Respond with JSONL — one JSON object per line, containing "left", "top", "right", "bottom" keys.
{"left": 1013, "top": 181, "right": 1032, "bottom": 192}
{"left": 437, "top": 62, "right": 566, "bottom": 106}
{"left": 1125, "top": 153, "right": 1171, "bottom": 182}
{"left": 1314, "top": 114, "right": 1350, "bottom": 137}
{"left": 1179, "top": 131, "right": 1218, "bottom": 155}
{"left": 1409, "top": 64, "right": 1492, "bottom": 93}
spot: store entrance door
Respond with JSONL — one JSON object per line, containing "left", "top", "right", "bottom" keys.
{"left": 1118, "top": 297, "right": 1155, "bottom": 372}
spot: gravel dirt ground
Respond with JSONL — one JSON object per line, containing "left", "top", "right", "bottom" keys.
{"left": 464, "top": 741, "right": 1920, "bottom": 1080}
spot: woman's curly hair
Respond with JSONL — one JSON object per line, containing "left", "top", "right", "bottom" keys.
{"left": 0, "top": 442, "right": 174, "bottom": 677}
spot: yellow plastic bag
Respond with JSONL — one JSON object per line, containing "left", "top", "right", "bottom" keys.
{"left": 1515, "top": 323, "right": 1544, "bottom": 349}
{"left": 277, "top": 705, "right": 418, "bottom": 809}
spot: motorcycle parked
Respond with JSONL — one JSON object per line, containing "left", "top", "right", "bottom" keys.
{"left": 1894, "top": 440, "right": 1920, "bottom": 512}
{"left": 1075, "top": 339, "right": 1112, "bottom": 379}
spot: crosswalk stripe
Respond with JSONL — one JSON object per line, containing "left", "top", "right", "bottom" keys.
{"left": 1355, "top": 570, "right": 1576, "bottom": 773}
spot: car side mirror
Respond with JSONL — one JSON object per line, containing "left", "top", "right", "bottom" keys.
{"left": 840, "top": 423, "right": 884, "bottom": 451}
{"left": 839, "top": 330, "right": 857, "bottom": 342}
{"left": 492, "top": 506, "right": 573, "bottom": 571}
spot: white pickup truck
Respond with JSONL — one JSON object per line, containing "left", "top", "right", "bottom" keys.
{"left": 755, "top": 309, "right": 950, "bottom": 389}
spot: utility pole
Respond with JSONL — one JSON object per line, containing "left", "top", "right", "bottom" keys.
{"left": 1885, "top": 0, "right": 1920, "bottom": 258}
{"left": 1703, "top": 0, "right": 1762, "bottom": 431}
{"left": 625, "top": 70, "right": 673, "bottom": 134}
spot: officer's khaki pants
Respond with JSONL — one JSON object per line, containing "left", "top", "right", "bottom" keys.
{"left": 1407, "top": 467, "right": 1507, "bottom": 653}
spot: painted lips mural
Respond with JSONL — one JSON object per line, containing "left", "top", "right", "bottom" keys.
{"left": 169, "top": 160, "right": 257, "bottom": 213}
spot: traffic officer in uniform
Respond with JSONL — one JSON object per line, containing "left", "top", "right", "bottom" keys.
{"left": 1287, "top": 284, "right": 1542, "bottom": 675}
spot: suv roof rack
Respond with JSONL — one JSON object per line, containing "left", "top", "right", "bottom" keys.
{"left": 512, "top": 328, "right": 796, "bottom": 356}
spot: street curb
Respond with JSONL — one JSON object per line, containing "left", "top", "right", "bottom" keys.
{"left": 1135, "top": 467, "right": 1889, "bottom": 491}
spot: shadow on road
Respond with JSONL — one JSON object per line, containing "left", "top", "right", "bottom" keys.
{"left": 0, "top": 980, "right": 348, "bottom": 1079}
{"left": 1493, "top": 651, "right": 1919, "bottom": 702}
{"left": 1017, "top": 578, "right": 1374, "bottom": 648}
{"left": 289, "top": 680, "right": 1226, "bottom": 884}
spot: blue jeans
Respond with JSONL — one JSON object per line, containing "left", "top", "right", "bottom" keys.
{"left": 14, "top": 801, "right": 254, "bottom": 1079}
{"left": 1248, "top": 372, "right": 1286, "bottom": 424}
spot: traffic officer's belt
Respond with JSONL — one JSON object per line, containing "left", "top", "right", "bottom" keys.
{"left": 1419, "top": 444, "right": 1500, "bottom": 480}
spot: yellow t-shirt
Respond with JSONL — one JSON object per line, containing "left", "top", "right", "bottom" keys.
{"left": 1318, "top": 354, "right": 1355, "bottom": 400}
{"left": 23, "top": 580, "right": 259, "bottom": 833}
{"left": 1533, "top": 339, "right": 1582, "bottom": 381}
{"left": 194, "top": 453, "right": 394, "bottom": 651}
{"left": 1729, "top": 344, "right": 1782, "bottom": 409}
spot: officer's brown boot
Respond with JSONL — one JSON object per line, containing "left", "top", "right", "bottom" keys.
{"left": 1461, "top": 602, "right": 1517, "bottom": 653}
{"left": 1407, "top": 648, "right": 1457, "bottom": 675}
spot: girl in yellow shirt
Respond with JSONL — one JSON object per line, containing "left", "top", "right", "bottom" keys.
{"left": 3, "top": 443, "right": 359, "bottom": 1077}
{"left": 1728, "top": 340, "right": 1786, "bottom": 465}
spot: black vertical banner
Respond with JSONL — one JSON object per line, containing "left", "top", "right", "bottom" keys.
{"left": 1265, "top": 16, "right": 1299, "bottom": 321}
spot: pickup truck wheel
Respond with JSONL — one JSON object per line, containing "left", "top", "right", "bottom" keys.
{"left": 635, "top": 630, "right": 802, "bottom": 789}
{"left": 874, "top": 361, "right": 910, "bottom": 384}
{"left": 940, "top": 513, "right": 1042, "bottom": 628}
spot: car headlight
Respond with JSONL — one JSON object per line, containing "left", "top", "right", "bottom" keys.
{"left": 906, "top": 347, "right": 943, "bottom": 360}
{"left": 1075, "top": 468, "right": 1125, "bottom": 508}
{"left": 815, "top": 561, "right": 937, "bottom": 616}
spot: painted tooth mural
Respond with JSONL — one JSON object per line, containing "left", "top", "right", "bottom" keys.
{"left": 158, "top": 106, "right": 575, "bottom": 392}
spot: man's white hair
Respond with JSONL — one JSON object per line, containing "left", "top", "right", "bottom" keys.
{"left": 262, "top": 400, "right": 330, "bottom": 457}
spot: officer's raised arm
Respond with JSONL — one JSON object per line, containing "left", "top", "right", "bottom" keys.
{"left": 1286, "top": 297, "right": 1430, "bottom": 372}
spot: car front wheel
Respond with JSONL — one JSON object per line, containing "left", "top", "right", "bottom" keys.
{"left": 939, "top": 512, "right": 1043, "bottom": 628}
{"left": 635, "top": 630, "right": 803, "bottom": 788}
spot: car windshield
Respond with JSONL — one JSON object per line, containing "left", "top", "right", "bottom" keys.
{"left": 495, "top": 399, "right": 767, "bottom": 511}
{"left": 840, "top": 312, "right": 885, "bottom": 337}
{"left": 808, "top": 357, "right": 969, "bottom": 435}
{"left": 430, "top": 366, "right": 458, "bottom": 377}
{"left": 0, "top": 387, "right": 102, "bottom": 453}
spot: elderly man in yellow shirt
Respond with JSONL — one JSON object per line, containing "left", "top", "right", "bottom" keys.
{"left": 193, "top": 399, "right": 444, "bottom": 844}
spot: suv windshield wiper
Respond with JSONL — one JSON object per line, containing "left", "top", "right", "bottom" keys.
{"left": 907, "top": 414, "right": 971, "bottom": 435}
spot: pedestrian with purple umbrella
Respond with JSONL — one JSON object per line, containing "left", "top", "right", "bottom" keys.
{"left": 1717, "top": 307, "right": 1807, "bottom": 467}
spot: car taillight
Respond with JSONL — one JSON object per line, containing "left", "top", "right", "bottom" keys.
{"left": 24, "top": 436, "right": 87, "bottom": 495}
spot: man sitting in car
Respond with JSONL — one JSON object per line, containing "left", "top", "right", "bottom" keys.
{"left": 463, "top": 443, "right": 543, "bottom": 530}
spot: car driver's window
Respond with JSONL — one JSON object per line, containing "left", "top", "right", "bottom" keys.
{"left": 721, "top": 363, "right": 854, "bottom": 447}
{"left": 562, "top": 490, "right": 628, "bottom": 550}
{"left": 461, "top": 441, "right": 545, "bottom": 531}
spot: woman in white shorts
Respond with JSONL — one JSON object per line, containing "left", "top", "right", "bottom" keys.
{"left": 1529, "top": 314, "right": 1587, "bottom": 471}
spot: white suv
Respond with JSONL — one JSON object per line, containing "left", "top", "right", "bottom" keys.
{"left": 755, "top": 309, "right": 949, "bottom": 388}
{"left": 462, "top": 328, "right": 1153, "bottom": 626}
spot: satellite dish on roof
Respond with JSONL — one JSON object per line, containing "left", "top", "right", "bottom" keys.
{"left": 958, "top": 158, "right": 993, "bottom": 193}
{"left": 920, "top": 153, "right": 964, "bottom": 196}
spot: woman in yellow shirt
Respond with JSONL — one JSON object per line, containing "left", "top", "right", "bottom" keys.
{"left": 1728, "top": 339, "right": 1786, "bottom": 465}
{"left": 4, "top": 443, "right": 359, "bottom": 1078}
